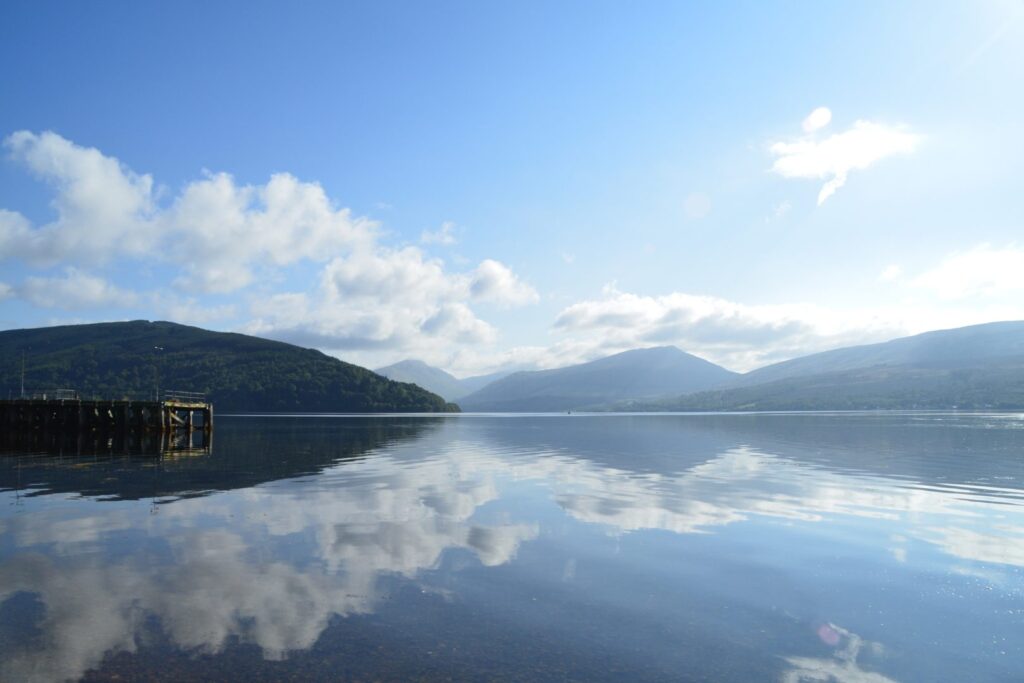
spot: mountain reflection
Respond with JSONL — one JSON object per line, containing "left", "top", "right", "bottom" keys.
{"left": 1, "top": 414, "right": 1022, "bottom": 682}
{"left": 0, "top": 416, "right": 442, "bottom": 500}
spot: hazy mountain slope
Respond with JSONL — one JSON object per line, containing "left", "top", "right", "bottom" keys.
{"left": 376, "top": 360, "right": 521, "bottom": 401}
{"left": 459, "top": 369, "right": 518, "bottom": 395}
{"left": 629, "top": 362, "right": 1024, "bottom": 411}
{"left": 621, "top": 321, "right": 1024, "bottom": 411}
{"left": 376, "top": 359, "right": 468, "bottom": 401}
{"left": 459, "top": 346, "right": 737, "bottom": 412}
{"left": 0, "top": 321, "right": 458, "bottom": 412}
{"left": 737, "top": 321, "right": 1024, "bottom": 386}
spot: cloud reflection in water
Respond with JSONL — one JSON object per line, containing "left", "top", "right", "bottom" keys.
{"left": 1, "top": 414, "right": 1021, "bottom": 682}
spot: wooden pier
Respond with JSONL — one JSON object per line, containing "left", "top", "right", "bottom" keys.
{"left": 0, "top": 393, "right": 212, "bottom": 435}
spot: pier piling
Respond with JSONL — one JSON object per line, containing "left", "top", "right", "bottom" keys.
{"left": 0, "top": 397, "right": 213, "bottom": 435}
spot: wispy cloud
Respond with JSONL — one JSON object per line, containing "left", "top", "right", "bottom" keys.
{"left": 541, "top": 279, "right": 1022, "bottom": 373}
{"left": 683, "top": 192, "right": 712, "bottom": 220}
{"left": 878, "top": 264, "right": 903, "bottom": 282}
{"left": 420, "top": 220, "right": 458, "bottom": 245}
{"left": 912, "top": 243, "right": 1024, "bottom": 299}
{"left": 802, "top": 106, "right": 832, "bottom": 133}
{"left": 769, "top": 108, "right": 920, "bottom": 204}
{"left": 768, "top": 200, "right": 792, "bottom": 222}
{"left": 552, "top": 285, "right": 894, "bottom": 371}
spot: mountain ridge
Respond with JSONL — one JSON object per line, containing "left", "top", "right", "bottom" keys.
{"left": 0, "top": 321, "right": 458, "bottom": 413}
{"left": 734, "top": 320, "right": 1024, "bottom": 387}
{"left": 374, "top": 360, "right": 519, "bottom": 402}
{"left": 618, "top": 321, "right": 1024, "bottom": 411}
{"left": 459, "top": 346, "right": 738, "bottom": 412}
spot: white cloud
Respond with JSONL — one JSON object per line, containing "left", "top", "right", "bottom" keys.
{"left": 0, "top": 282, "right": 11, "bottom": 301}
{"left": 151, "top": 293, "right": 238, "bottom": 326}
{"left": 551, "top": 285, "right": 866, "bottom": 370}
{"left": 911, "top": 243, "right": 1024, "bottom": 299}
{"left": 323, "top": 246, "right": 458, "bottom": 304}
{"left": 546, "top": 282, "right": 1022, "bottom": 372}
{"left": 770, "top": 111, "right": 920, "bottom": 204}
{"left": 244, "top": 249, "right": 537, "bottom": 356}
{"left": 165, "top": 170, "right": 376, "bottom": 293}
{"left": 769, "top": 200, "right": 792, "bottom": 221}
{"left": 2, "top": 132, "right": 377, "bottom": 293}
{"left": 878, "top": 264, "right": 903, "bottom": 282}
{"left": 2, "top": 131, "right": 538, "bottom": 362}
{"left": 470, "top": 259, "right": 539, "bottom": 306}
{"left": 17, "top": 268, "right": 138, "bottom": 310}
{"left": 802, "top": 106, "right": 832, "bottom": 133}
{"left": 2, "top": 132, "right": 157, "bottom": 264}
{"left": 420, "top": 220, "right": 458, "bottom": 245}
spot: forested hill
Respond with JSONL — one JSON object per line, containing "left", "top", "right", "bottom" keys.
{"left": 0, "top": 321, "right": 459, "bottom": 413}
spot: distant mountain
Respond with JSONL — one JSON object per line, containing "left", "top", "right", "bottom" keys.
{"left": 628, "top": 321, "right": 1024, "bottom": 411}
{"left": 375, "top": 360, "right": 518, "bottom": 401}
{"left": 459, "top": 346, "right": 738, "bottom": 412}
{"left": 459, "top": 368, "right": 519, "bottom": 395}
{"left": 0, "top": 321, "right": 458, "bottom": 413}
{"left": 376, "top": 360, "right": 468, "bottom": 401}
{"left": 736, "top": 321, "right": 1024, "bottom": 386}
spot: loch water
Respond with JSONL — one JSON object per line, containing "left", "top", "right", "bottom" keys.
{"left": 1, "top": 413, "right": 1023, "bottom": 682}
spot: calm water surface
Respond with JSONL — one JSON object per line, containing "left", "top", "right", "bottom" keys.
{"left": 1, "top": 413, "right": 1023, "bottom": 682}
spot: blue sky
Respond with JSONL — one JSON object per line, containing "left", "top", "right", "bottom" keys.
{"left": 1, "top": 1, "right": 1022, "bottom": 374}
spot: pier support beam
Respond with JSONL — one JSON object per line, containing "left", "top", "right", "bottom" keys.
{"left": 0, "top": 398, "right": 213, "bottom": 435}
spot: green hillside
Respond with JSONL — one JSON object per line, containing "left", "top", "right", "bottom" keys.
{"left": 0, "top": 321, "right": 459, "bottom": 413}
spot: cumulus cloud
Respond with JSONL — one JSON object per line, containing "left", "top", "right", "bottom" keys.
{"left": 470, "top": 259, "right": 539, "bottom": 306}
{"left": 770, "top": 109, "right": 920, "bottom": 204}
{"left": 245, "top": 250, "right": 536, "bottom": 360}
{"left": 164, "top": 170, "right": 377, "bottom": 293}
{"left": 16, "top": 268, "right": 138, "bottom": 309}
{"left": 420, "top": 220, "right": 458, "bottom": 245}
{"left": 911, "top": 243, "right": 1024, "bottom": 299}
{"left": 0, "top": 281, "right": 11, "bottom": 300}
{"left": 245, "top": 249, "right": 538, "bottom": 355}
{"left": 2, "top": 132, "right": 382, "bottom": 293}
{"left": 2, "top": 132, "right": 158, "bottom": 264}
{"left": 1, "top": 131, "right": 538, "bottom": 361}
{"left": 151, "top": 293, "right": 238, "bottom": 326}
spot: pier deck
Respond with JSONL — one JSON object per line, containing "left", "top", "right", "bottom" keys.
{"left": 0, "top": 397, "right": 213, "bottom": 434}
